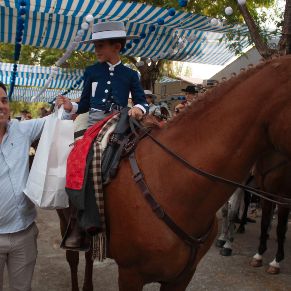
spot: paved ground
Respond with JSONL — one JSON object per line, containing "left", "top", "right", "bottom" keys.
{"left": 3, "top": 209, "right": 291, "bottom": 291}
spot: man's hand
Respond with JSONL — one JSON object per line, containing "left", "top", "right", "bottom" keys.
{"left": 128, "top": 107, "right": 143, "bottom": 120}
{"left": 56, "top": 95, "right": 73, "bottom": 112}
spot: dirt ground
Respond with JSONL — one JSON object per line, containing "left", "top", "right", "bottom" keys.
{"left": 3, "top": 209, "right": 291, "bottom": 291}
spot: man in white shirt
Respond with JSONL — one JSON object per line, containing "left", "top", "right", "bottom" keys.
{"left": 0, "top": 82, "right": 46, "bottom": 291}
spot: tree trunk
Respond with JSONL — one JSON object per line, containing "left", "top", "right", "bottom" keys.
{"left": 238, "top": 3, "right": 274, "bottom": 59}
{"left": 126, "top": 56, "right": 163, "bottom": 92}
{"left": 283, "top": 0, "right": 291, "bottom": 54}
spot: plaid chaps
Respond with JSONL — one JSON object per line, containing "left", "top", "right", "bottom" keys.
{"left": 91, "top": 114, "right": 120, "bottom": 261}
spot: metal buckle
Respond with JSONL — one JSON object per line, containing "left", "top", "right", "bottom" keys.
{"left": 133, "top": 171, "right": 143, "bottom": 182}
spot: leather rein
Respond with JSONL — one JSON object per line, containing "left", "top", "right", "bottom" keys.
{"left": 129, "top": 118, "right": 291, "bottom": 207}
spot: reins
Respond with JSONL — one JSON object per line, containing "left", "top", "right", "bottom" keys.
{"left": 129, "top": 118, "right": 291, "bottom": 207}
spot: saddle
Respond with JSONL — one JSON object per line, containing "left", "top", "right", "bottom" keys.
{"left": 101, "top": 107, "right": 136, "bottom": 184}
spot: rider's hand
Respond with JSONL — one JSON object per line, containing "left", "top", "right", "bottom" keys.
{"left": 56, "top": 95, "right": 73, "bottom": 112}
{"left": 128, "top": 107, "right": 143, "bottom": 120}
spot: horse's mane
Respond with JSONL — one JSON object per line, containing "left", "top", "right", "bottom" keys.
{"left": 166, "top": 56, "right": 280, "bottom": 127}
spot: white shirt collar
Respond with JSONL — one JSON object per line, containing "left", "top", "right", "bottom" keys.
{"left": 106, "top": 60, "right": 121, "bottom": 70}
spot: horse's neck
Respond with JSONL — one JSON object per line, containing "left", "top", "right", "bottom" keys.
{"left": 151, "top": 71, "right": 279, "bottom": 230}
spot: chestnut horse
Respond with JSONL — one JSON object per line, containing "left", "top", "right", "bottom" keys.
{"left": 61, "top": 56, "right": 291, "bottom": 290}
{"left": 250, "top": 150, "right": 291, "bottom": 274}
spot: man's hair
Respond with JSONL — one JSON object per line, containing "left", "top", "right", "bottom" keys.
{"left": 0, "top": 81, "right": 7, "bottom": 93}
{"left": 108, "top": 38, "right": 126, "bottom": 51}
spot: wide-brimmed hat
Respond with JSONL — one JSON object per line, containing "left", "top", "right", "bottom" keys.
{"left": 80, "top": 21, "right": 138, "bottom": 44}
{"left": 182, "top": 85, "right": 199, "bottom": 94}
{"left": 144, "top": 90, "right": 156, "bottom": 99}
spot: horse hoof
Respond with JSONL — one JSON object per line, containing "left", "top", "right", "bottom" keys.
{"left": 237, "top": 226, "right": 245, "bottom": 233}
{"left": 215, "top": 239, "right": 226, "bottom": 248}
{"left": 220, "top": 247, "right": 232, "bottom": 256}
{"left": 250, "top": 258, "right": 263, "bottom": 267}
{"left": 266, "top": 266, "right": 280, "bottom": 275}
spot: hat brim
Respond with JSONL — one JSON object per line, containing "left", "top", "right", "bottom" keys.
{"left": 80, "top": 35, "right": 139, "bottom": 45}
{"left": 182, "top": 89, "right": 198, "bottom": 93}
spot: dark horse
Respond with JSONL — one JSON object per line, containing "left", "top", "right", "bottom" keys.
{"left": 59, "top": 56, "right": 291, "bottom": 290}
{"left": 250, "top": 150, "right": 291, "bottom": 274}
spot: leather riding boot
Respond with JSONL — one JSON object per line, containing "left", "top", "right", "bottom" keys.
{"left": 61, "top": 208, "right": 91, "bottom": 251}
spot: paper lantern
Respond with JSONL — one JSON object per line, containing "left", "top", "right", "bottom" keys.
{"left": 225, "top": 7, "right": 233, "bottom": 16}
{"left": 77, "top": 30, "right": 85, "bottom": 36}
{"left": 157, "top": 18, "right": 165, "bottom": 25}
{"left": 179, "top": 0, "right": 188, "bottom": 8}
{"left": 211, "top": 18, "right": 218, "bottom": 26}
{"left": 146, "top": 58, "right": 151, "bottom": 64}
{"left": 85, "top": 14, "right": 94, "bottom": 22}
{"left": 81, "top": 22, "right": 89, "bottom": 30}
{"left": 75, "top": 35, "right": 82, "bottom": 42}
{"left": 149, "top": 25, "right": 156, "bottom": 32}
{"left": 140, "top": 32, "right": 146, "bottom": 39}
{"left": 168, "top": 8, "right": 176, "bottom": 16}
{"left": 237, "top": 0, "right": 246, "bottom": 5}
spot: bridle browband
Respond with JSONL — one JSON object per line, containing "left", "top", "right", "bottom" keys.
{"left": 129, "top": 118, "right": 291, "bottom": 207}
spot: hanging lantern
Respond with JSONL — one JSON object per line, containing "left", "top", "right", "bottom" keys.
{"left": 225, "top": 7, "right": 233, "bottom": 16}
{"left": 237, "top": 0, "right": 246, "bottom": 5}
{"left": 211, "top": 18, "right": 218, "bottom": 26}
{"left": 81, "top": 22, "right": 89, "bottom": 30}
{"left": 85, "top": 14, "right": 94, "bottom": 22}
{"left": 168, "top": 8, "right": 176, "bottom": 16}
{"left": 178, "top": 0, "right": 188, "bottom": 8}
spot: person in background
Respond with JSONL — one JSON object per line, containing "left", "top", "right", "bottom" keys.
{"left": 174, "top": 85, "right": 198, "bottom": 114}
{"left": 145, "top": 90, "right": 161, "bottom": 117}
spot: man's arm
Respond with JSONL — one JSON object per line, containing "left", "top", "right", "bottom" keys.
{"left": 19, "top": 117, "right": 47, "bottom": 142}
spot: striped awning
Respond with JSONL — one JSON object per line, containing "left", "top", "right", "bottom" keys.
{"left": 0, "top": 0, "right": 249, "bottom": 65}
{"left": 0, "top": 62, "right": 84, "bottom": 88}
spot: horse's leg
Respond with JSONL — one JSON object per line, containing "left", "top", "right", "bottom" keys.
{"left": 66, "top": 250, "right": 80, "bottom": 291}
{"left": 57, "top": 209, "right": 80, "bottom": 291}
{"left": 237, "top": 191, "right": 251, "bottom": 234}
{"left": 266, "top": 206, "right": 289, "bottom": 274}
{"left": 220, "top": 190, "right": 243, "bottom": 256}
{"left": 118, "top": 268, "right": 145, "bottom": 291}
{"left": 82, "top": 246, "right": 93, "bottom": 291}
{"left": 160, "top": 269, "right": 196, "bottom": 291}
{"left": 250, "top": 200, "right": 274, "bottom": 267}
{"left": 215, "top": 202, "right": 228, "bottom": 248}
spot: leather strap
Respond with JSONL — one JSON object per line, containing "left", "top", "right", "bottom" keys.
{"left": 129, "top": 118, "right": 291, "bottom": 207}
{"left": 129, "top": 151, "right": 214, "bottom": 282}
